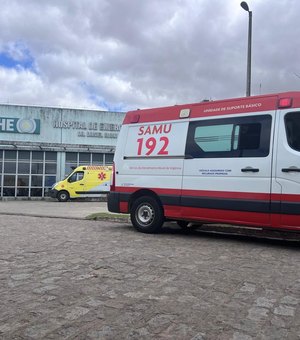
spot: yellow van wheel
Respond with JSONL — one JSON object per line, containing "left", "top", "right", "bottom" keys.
{"left": 57, "top": 190, "right": 69, "bottom": 202}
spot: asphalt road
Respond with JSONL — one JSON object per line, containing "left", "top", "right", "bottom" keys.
{"left": 0, "top": 201, "right": 299, "bottom": 339}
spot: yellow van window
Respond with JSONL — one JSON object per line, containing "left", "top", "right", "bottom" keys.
{"left": 68, "top": 171, "right": 84, "bottom": 183}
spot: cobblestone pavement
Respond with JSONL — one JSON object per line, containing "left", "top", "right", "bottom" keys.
{"left": 0, "top": 214, "right": 299, "bottom": 340}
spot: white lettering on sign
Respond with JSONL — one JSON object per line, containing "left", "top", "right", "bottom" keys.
{"left": 0, "top": 118, "right": 14, "bottom": 131}
{"left": 203, "top": 102, "right": 262, "bottom": 113}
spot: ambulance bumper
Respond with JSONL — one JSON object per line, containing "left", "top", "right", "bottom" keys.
{"left": 49, "top": 189, "right": 59, "bottom": 198}
{"left": 107, "top": 192, "right": 121, "bottom": 213}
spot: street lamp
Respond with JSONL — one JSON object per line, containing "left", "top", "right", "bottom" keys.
{"left": 240, "top": 1, "right": 252, "bottom": 97}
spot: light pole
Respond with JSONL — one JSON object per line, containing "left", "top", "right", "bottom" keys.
{"left": 240, "top": 1, "right": 252, "bottom": 97}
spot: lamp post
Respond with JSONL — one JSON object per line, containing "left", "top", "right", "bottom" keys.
{"left": 240, "top": 1, "right": 252, "bottom": 97}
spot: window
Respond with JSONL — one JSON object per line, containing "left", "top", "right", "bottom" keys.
{"left": 32, "top": 151, "right": 43, "bottom": 160}
{"left": 65, "top": 152, "right": 107, "bottom": 175}
{"left": 45, "top": 176, "right": 56, "bottom": 187}
{"left": 79, "top": 153, "right": 90, "bottom": 163}
{"left": 31, "top": 176, "right": 43, "bottom": 187}
{"left": 18, "top": 151, "right": 30, "bottom": 160}
{"left": 17, "top": 175, "right": 29, "bottom": 186}
{"left": 92, "top": 153, "right": 103, "bottom": 164}
{"left": 185, "top": 115, "right": 272, "bottom": 158}
{"left": 105, "top": 153, "right": 114, "bottom": 164}
{"left": 0, "top": 150, "right": 57, "bottom": 198}
{"left": 18, "top": 162, "right": 30, "bottom": 173}
{"left": 285, "top": 112, "right": 300, "bottom": 152}
{"left": 4, "top": 150, "right": 16, "bottom": 160}
{"left": 3, "top": 175, "right": 15, "bottom": 186}
{"left": 45, "top": 163, "right": 56, "bottom": 174}
{"left": 194, "top": 124, "right": 237, "bottom": 152}
{"left": 68, "top": 171, "right": 84, "bottom": 183}
{"left": 31, "top": 188, "right": 42, "bottom": 197}
{"left": 4, "top": 162, "right": 16, "bottom": 173}
{"left": 31, "top": 163, "right": 43, "bottom": 174}
{"left": 45, "top": 152, "right": 56, "bottom": 161}
{"left": 66, "top": 152, "right": 77, "bottom": 162}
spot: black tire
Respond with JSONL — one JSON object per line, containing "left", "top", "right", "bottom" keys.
{"left": 130, "top": 196, "right": 164, "bottom": 233}
{"left": 57, "top": 190, "right": 69, "bottom": 202}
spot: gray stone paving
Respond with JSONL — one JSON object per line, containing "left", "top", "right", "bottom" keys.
{"left": 0, "top": 213, "right": 299, "bottom": 339}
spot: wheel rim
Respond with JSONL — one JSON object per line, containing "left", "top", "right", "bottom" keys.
{"left": 136, "top": 203, "right": 154, "bottom": 226}
{"left": 60, "top": 193, "right": 67, "bottom": 200}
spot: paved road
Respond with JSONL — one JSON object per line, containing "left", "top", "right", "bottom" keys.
{"left": 0, "top": 200, "right": 108, "bottom": 219}
{"left": 0, "top": 207, "right": 299, "bottom": 339}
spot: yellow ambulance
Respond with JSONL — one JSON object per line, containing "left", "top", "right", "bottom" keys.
{"left": 50, "top": 165, "right": 112, "bottom": 202}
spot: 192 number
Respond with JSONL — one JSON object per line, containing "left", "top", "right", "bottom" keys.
{"left": 137, "top": 137, "right": 169, "bottom": 155}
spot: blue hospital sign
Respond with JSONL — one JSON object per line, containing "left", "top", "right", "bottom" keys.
{"left": 0, "top": 117, "right": 40, "bottom": 134}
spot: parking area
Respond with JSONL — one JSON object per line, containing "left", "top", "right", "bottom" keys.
{"left": 0, "top": 201, "right": 299, "bottom": 339}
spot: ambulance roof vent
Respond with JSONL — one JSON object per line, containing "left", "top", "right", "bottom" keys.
{"left": 179, "top": 108, "right": 190, "bottom": 118}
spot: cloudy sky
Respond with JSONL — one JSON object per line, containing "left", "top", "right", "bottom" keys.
{"left": 0, "top": 0, "right": 299, "bottom": 112}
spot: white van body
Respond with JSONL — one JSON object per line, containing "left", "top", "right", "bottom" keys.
{"left": 108, "top": 92, "right": 300, "bottom": 233}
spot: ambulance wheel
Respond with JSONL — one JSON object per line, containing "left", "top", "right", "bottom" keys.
{"left": 130, "top": 196, "right": 164, "bottom": 233}
{"left": 57, "top": 190, "right": 69, "bottom": 202}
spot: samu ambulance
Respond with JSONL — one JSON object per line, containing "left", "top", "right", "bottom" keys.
{"left": 50, "top": 165, "right": 112, "bottom": 202}
{"left": 108, "top": 91, "right": 300, "bottom": 233}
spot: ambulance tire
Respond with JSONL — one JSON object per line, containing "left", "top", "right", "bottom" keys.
{"left": 57, "top": 190, "right": 69, "bottom": 202}
{"left": 130, "top": 196, "right": 164, "bottom": 233}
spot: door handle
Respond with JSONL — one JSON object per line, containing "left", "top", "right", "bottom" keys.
{"left": 241, "top": 167, "right": 259, "bottom": 173}
{"left": 79, "top": 183, "right": 84, "bottom": 185}
{"left": 282, "top": 167, "right": 300, "bottom": 173}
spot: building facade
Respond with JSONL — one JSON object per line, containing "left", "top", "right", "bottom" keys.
{"left": 0, "top": 104, "right": 125, "bottom": 199}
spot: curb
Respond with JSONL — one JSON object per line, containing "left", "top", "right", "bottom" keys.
{"left": 0, "top": 212, "right": 130, "bottom": 223}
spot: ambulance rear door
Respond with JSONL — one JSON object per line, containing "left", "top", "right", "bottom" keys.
{"left": 119, "top": 119, "right": 189, "bottom": 218}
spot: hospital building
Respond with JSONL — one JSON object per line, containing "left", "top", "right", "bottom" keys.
{"left": 0, "top": 104, "right": 125, "bottom": 199}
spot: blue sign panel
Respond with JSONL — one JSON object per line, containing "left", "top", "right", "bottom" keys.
{"left": 0, "top": 117, "right": 40, "bottom": 134}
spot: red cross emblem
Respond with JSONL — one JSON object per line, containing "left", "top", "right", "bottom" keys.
{"left": 98, "top": 172, "right": 106, "bottom": 180}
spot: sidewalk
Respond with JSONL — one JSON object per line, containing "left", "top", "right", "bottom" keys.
{"left": 0, "top": 200, "right": 108, "bottom": 219}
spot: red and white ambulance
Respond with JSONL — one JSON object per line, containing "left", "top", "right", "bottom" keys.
{"left": 108, "top": 92, "right": 300, "bottom": 233}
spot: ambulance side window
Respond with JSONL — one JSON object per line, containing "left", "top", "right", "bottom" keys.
{"left": 185, "top": 115, "right": 271, "bottom": 158}
{"left": 68, "top": 171, "right": 84, "bottom": 183}
{"left": 285, "top": 112, "right": 300, "bottom": 152}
